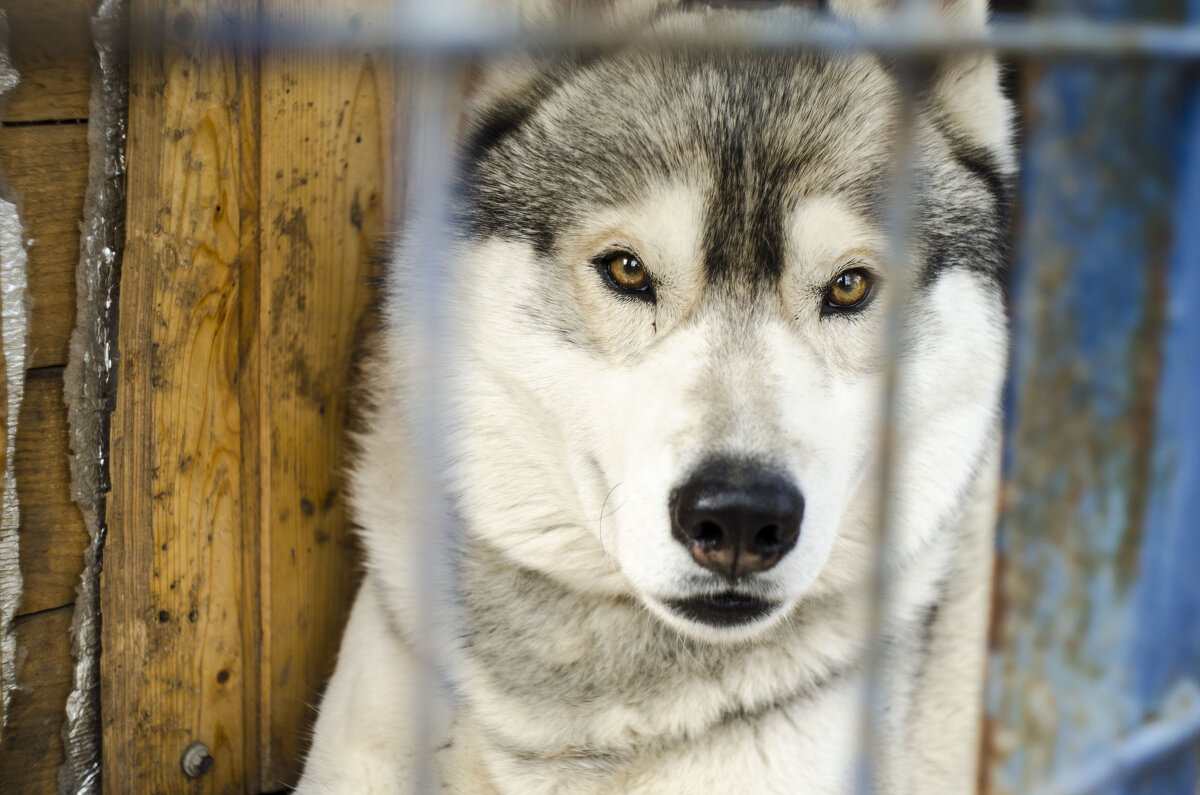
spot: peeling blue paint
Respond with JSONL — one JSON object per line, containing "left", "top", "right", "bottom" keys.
{"left": 989, "top": 1, "right": 1200, "bottom": 792}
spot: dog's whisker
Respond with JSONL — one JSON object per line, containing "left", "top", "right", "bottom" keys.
{"left": 597, "top": 481, "right": 625, "bottom": 573}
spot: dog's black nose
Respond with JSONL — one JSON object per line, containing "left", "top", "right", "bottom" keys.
{"left": 670, "top": 459, "right": 804, "bottom": 581}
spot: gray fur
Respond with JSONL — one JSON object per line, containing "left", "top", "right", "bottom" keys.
{"left": 462, "top": 19, "right": 1007, "bottom": 292}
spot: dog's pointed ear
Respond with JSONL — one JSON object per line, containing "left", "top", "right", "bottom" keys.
{"left": 467, "top": 0, "right": 1013, "bottom": 175}
{"left": 922, "top": 44, "right": 1015, "bottom": 174}
{"left": 829, "top": 0, "right": 1014, "bottom": 172}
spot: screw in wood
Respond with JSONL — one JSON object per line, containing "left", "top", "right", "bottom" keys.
{"left": 180, "top": 742, "right": 213, "bottom": 779}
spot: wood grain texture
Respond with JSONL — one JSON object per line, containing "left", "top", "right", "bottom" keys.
{"left": 102, "top": 1, "right": 259, "bottom": 791}
{"left": 257, "top": 1, "right": 396, "bottom": 784}
{"left": 0, "top": 606, "right": 73, "bottom": 794}
{"left": 16, "top": 371, "right": 87, "bottom": 617}
{"left": 0, "top": 123, "right": 89, "bottom": 370}
{"left": 99, "top": 1, "right": 397, "bottom": 788}
{"left": 0, "top": 0, "right": 93, "bottom": 123}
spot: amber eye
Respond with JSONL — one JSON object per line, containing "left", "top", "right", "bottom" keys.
{"left": 599, "top": 251, "right": 652, "bottom": 295}
{"left": 824, "top": 267, "right": 873, "bottom": 312}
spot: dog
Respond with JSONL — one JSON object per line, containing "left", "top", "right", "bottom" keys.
{"left": 297, "top": 0, "right": 1014, "bottom": 791}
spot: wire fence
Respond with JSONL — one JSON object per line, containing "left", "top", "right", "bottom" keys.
{"left": 379, "top": 2, "right": 1200, "bottom": 794}
{"left": 175, "top": 0, "right": 1200, "bottom": 792}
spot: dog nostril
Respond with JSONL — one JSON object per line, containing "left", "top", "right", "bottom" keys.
{"left": 755, "top": 524, "right": 781, "bottom": 550}
{"left": 695, "top": 521, "right": 723, "bottom": 545}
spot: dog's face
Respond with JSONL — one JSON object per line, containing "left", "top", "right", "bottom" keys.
{"left": 438, "top": 8, "right": 1010, "bottom": 643}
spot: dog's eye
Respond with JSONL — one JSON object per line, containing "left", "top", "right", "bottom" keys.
{"left": 597, "top": 251, "right": 652, "bottom": 296}
{"left": 823, "top": 268, "right": 873, "bottom": 313}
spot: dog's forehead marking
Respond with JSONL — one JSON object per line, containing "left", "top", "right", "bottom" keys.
{"left": 701, "top": 131, "right": 787, "bottom": 293}
{"left": 464, "top": 38, "right": 1009, "bottom": 310}
{"left": 464, "top": 49, "right": 899, "bottom": 268}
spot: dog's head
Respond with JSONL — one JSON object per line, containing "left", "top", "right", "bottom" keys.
{"left": 395, "top": 0, "right": 1012, "bottom": 643}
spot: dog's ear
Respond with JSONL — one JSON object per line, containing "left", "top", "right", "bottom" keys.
{"left": 829, "top": 0, "right": 1014, "bottom": 172}
{"left": 920, "top": 44, "right": 1015, "bottom": 174}
{"left": 467, "top": 0, "right": 1013, "bottom": 175}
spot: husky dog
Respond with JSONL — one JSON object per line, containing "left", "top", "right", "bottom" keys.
{"left": 298, "top": 0, "right": 1013, "bottom": 791}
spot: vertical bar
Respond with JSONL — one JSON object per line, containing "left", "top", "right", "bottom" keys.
{"left": 395, "top": 1, "right": 472, "bottom": 791}
{"left": 398, "top": 59, "right": 469, "bottom": 795}
{"left": 986, "top": 1, "right": 1200, "bottom": 792}
{"left": 854, "top": 53, "right": 920, "bottom": 795}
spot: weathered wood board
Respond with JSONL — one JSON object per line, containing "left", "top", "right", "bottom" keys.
{"left": 257, "top": 0, "right": 395, "bottom": 783}
{"left": 0, "top": 606, "right": 74, "bottom": 794}
{"left": 0, "top": 0, "right": 93, "bottom": 123}
{"left": 17, "top": 371, "right": 87, "bottom": 618}
{"left": 102, "top": 0, "right": 260, "bottom": 791}
{"left": 0, "top": 123, "right": 90, "bottom": 369}
{"left": 1, "top": 2, "right": 94, "bottom": 792}
{"left": 103, "top": 0, "right": 397, "bottom": 790}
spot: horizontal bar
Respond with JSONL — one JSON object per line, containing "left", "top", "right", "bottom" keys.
{"left": 158, "top": 8, "right": 1200, "bottom": 61}
{"left": 1030, "top": 680, "right": 1200, "bottom": 795}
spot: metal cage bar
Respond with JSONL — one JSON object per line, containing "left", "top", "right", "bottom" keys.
{"left": 156, "top": 10, "right": 1200, "bottom": 59}
{"left": 245, "top": 0, "right": 1200, "bottom": 792}
{"left": 400, "top": 55, "right": 468, "bottom": 795}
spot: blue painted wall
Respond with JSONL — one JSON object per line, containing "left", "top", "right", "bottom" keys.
{"left": 988, "top": 1, "right": 1200, "bottom": 792}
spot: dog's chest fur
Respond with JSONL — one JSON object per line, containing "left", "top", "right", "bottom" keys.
{"left": 435, "top": 540, "right": 948, "bottom": 794}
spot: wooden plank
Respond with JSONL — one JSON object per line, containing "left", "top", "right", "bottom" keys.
{"left": 0, "top": 0, "right": 93, "bottom": 123}
{"left": 257, "top": 1, "right": 396, "bottom": 783}
{"left": 16, "top": 371, "right": 87, "bottom": 617}
{"left": 0, "top": 606, "right": 73, "bottom": 794}
{"left": 101, "top": 1, "right": 259, "bottom": 791}
{"left": 0, "top": 123, "right": 90, "bottom": 370}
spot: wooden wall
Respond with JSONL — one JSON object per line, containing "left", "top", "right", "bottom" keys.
{"left": 0, "top": 0, "right": 396, "bottom": 790}
{"left": 0, "top": 0, "right": 94, "bottom": 792}
{"left": 101, "top": 0, "right": 397, "bottom": 791}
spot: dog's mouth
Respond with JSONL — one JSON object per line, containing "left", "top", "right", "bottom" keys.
{"left": 664, "top": 592, "right": 778, "bottom": 627}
